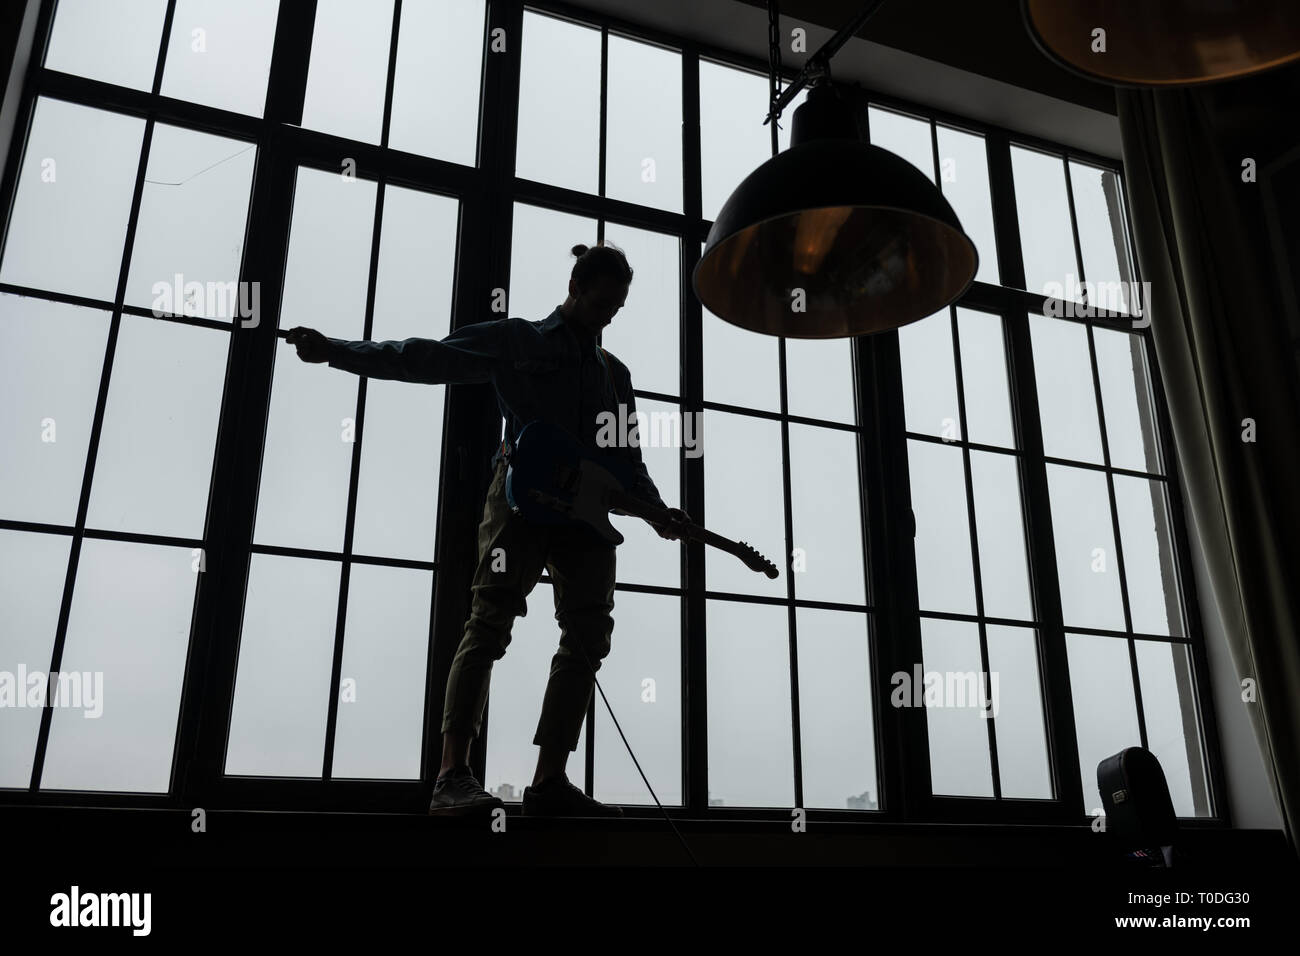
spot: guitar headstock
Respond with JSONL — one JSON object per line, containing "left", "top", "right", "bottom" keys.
{"left": 737, "top": 540, "right": 779, "bottom": 579}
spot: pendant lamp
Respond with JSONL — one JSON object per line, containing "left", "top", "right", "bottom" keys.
{"left": 693, "top": 81, "right": 978, "bottom": 338}
{"left": 1023, "top": 0, "right": 1300, "bottom": 86}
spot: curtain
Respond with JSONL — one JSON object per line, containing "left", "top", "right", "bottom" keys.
{"left": 1116, "top": 86, "right": 1300, "bottom": 858}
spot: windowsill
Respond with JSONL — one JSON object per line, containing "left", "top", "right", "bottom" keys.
{"left": 2, "top": 804, "right": 1287, "bottom": 868}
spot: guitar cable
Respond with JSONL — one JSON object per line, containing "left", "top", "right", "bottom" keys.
{"left": 570, "top": 628, "right": 701, "bottom": 867}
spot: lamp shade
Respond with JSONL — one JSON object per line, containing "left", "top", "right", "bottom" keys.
{"left": 693, "top": 86, "right": 977, "bottom": 338}
{"left": 1023, "top": 0, "right": 1300, "bottom": 86}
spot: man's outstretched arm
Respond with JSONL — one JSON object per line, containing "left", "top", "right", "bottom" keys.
{"left": 287, "top": 320, "right": 508, "bottom": 385}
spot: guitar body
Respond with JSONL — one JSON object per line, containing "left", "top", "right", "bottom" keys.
{"left": 505, "top": 419, "right": 779, "bottom": 578}
{"left": 505, "top": 420, "right": 638, "bottom": 546}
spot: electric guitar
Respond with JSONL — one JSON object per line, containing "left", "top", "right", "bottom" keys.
{"left": 505, "top": 420, "right": 779, "bottom": 579}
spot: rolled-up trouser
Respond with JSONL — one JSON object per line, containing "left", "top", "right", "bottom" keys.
{"left": 441, "top": 456, "right": 617, "bottom": 752}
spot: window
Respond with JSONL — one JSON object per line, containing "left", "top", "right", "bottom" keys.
{"left": 0, "top": 0, "right": 1214, "bottom": 827}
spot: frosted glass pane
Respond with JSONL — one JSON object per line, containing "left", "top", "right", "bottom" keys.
{"left": 898, "top": 310, "right": 960, "bottom": 440}
{"left": 1012, "top": 145, "right": 1081, "bottom": 302}
{"left": 703, "top": 410, "right": 785, "bottom": 599}
{"left": 1047, "top": 464, "right": 1125, "bottom": 631}
{"left": 0, "top": 296, "right": 109, "bottom": 526}
{"left": 936, "top": 125, "right": 999, "bottom": 285}
{"left": 868, "top": 106, "right": 934, "bottom": 181}
{"left": 786, "top": 337, "right": 855, "bottom": 425}
{"left": 789, "top": 423, "right": 866, "bottom": 605}
{"left": 160, "top": 0, "right": 279, "bottom": 117}
{"left": 986, "top": 624, "right": 1051, "bottom": 798}
{"left": 516, "top": 12, "right": 600, "bottom": 194}
{"left": 226, "top": 554, "right": 341, "bottom": 777}
{"left": 331, "top": 563, "right": 433, "bottom": 779}
{"left": 45, "top": 0, "right": 168, "bottom": 91}
{"left": 125, "top": 124, "right": 256, "bottom": 318}
{"left": 921, "top": 617, "right": 993, "bottom": 797}
{"left": 796, "top": 607, "right": 877, "bottom": 810}
{"left": 86, "top": 314, "right": 227, "bottom": 538}
{"left": 40, "top": 539, "right": 197, "bottom": 792}
{"left": 0, "top": 98, "right": 144, "bottom": 301}
{"left": 1030, "top": 313, "right": 1103, "bottom": 464}
{"left": 388, "top": 0, "right": 486, "bottom": 165}
{"left": 706, "top": 599, "right": 793, "bottom": 808}
{"left": 909, "top": 439, "right": 976, "bottom": 615}
{"left": 1135, "top": 640, "right": 1208, "bottom": 817}
{"left": 606, "top": 35, "right": 681, "bottom": 212}
{"left": 0, "top": 530, "right": 72, "bottom": 788}
{"left": 301, "top": 0, "right": 394, "bottom": 144}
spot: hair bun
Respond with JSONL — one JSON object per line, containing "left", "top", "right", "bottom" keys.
{"left": 571, "top": 243, "right": 589, "bottom": 258}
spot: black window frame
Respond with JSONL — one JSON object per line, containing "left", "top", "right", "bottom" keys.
{"left": 0, "top": 0, "right": 1227, "bottom": 829}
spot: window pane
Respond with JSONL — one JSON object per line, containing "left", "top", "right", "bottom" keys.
{"left": 606, "top": 35, "right": 681, "bottom": 212}
{"left": 257, "top": 169, "right": 377, "bottom": 552}
{"left": 936, "top": 125, "right": 999, "bottom": 285}
{"left": 510, "top": 202, "right": 596, "bottom": 322}
{"left": 921, "top": 617, "right": 993, "bottom": 797}
{"left": 599, "top": 225, "right": 680, "bottom": 397}
{"left": 706, "top": 599, "right": 793, "bottom": 808}
{"left": 301, "top": 0, "right": 394, "bottom": 144}
{"left": 786, "top": 337, "right": 855, "bottom": 425}
{"left": 1093, "top": 326, "right": 1162, "bottom": 474}
{"left": 85, "top": 315, "right": 227, "bottom": 538}
{"left": 160, "top": 0, "right": 279, "bottom": 117}
{"left": 986, "top": 624, "right": 1051, "bottom": 798}
{"left": 0, "top": 98, "right": 144, "bottom": 301}
{"left": 703, "top": 302, "right": 780, "bottom": 412}
{"left": 45, "top": 0, "right": 168, "bottom": 91}
{"left": 699, "top": 60, "right": 806, "bottom": 222}
{"left": 956, "top": 308, "right": 1014, "bottom": 448}
{"left": 1069, "top": 160, "right": 1135, "bottom": 313}
{"left": 970, "top": 450, "right": 1033, "bottom": 621}
{"left": 351, "top": 185, "right": 458, "bottom": 563}
{"left": 789, "top": 423, "right": 866, "bottom": 605}
{"left": 1011, "top": 146, "right": 1081, "bottom": 302}
{"left": 40, "top": 539, "right": 197, "bottom": 792}
{"left": 594, "top": 590, "right": 682, "bottom": 806}
{"left": 610, "top": 397, "right": 682, "bottom": 590}
{"left": 485, "top": 582, "right": 588, "bottom": 802}
{"left": 797, "top": 608, "right": 877, "bottom": 810}
{"left": 125, "top": 124, "right": 257, "bottom": 318}
{"left": 516, "top": 12, "right": 600, "bottom": 194}
{"left": 1135, "top": 640, "right": 1209, "bottom": 816}
{"left": 1029, "top": 313, "right": 1103, "bottom": 463}
{"left": 331, "top": 564, "right": 433, "bottom": 779}
{"left": 226, "top": 554, "right": 340, "bottom": 777}
{"left": 868, "top": 106, "right": 934, "bottom": 181}
{"left": 1047, "top": 464, "right": 1125, "bottom": 630}
{"left": 388, "top": 0, "right": 485, "bottom": 165}
{"left": 0, "top": 530, "right": 72, "bottom": 788}
{"left": 1115, "top": 475, "right": 1184, "bottom": 636}
{"left": 0, "top": 296, "right": 109, "bottom": 526}
{"left": 703, "top": 410, "right": 785, "bottom": 599}
{"left": 1066, "top": 632, "right": 1140, "bottom": 814}
{"left": 899, "top": 310, "right": 960, "bottom": 440}
{"left": 909, "top": 440, "right": 976, "bottom": 615}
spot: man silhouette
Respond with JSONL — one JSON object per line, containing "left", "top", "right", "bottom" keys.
{"left": 286, "top": 241, "right": 687, "bottom": 817}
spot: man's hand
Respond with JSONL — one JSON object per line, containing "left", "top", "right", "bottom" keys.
{"left": 286, "top": 327, "right": 331, "bottom": 363}
{"left": 652, "top": 507, "right": 690, "bottom": 541}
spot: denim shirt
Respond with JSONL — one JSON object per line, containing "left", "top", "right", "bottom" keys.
{"left": 324, "top": 305, "right": 668, "bottom": 510}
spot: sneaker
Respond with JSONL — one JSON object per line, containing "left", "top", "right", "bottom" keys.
{"left": 428, "top": 765, "right": 505, "bottom": 816}
{"left": 522, "top": 774, "right": 624, "bottom": 817}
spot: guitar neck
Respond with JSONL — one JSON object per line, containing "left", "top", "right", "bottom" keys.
{"left": 609, "top": 491, "right": 744, "bottom": 555}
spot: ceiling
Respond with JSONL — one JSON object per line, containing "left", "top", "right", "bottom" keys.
{"left": 734, "top": 0, "right": 1117, "bottom": 114}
